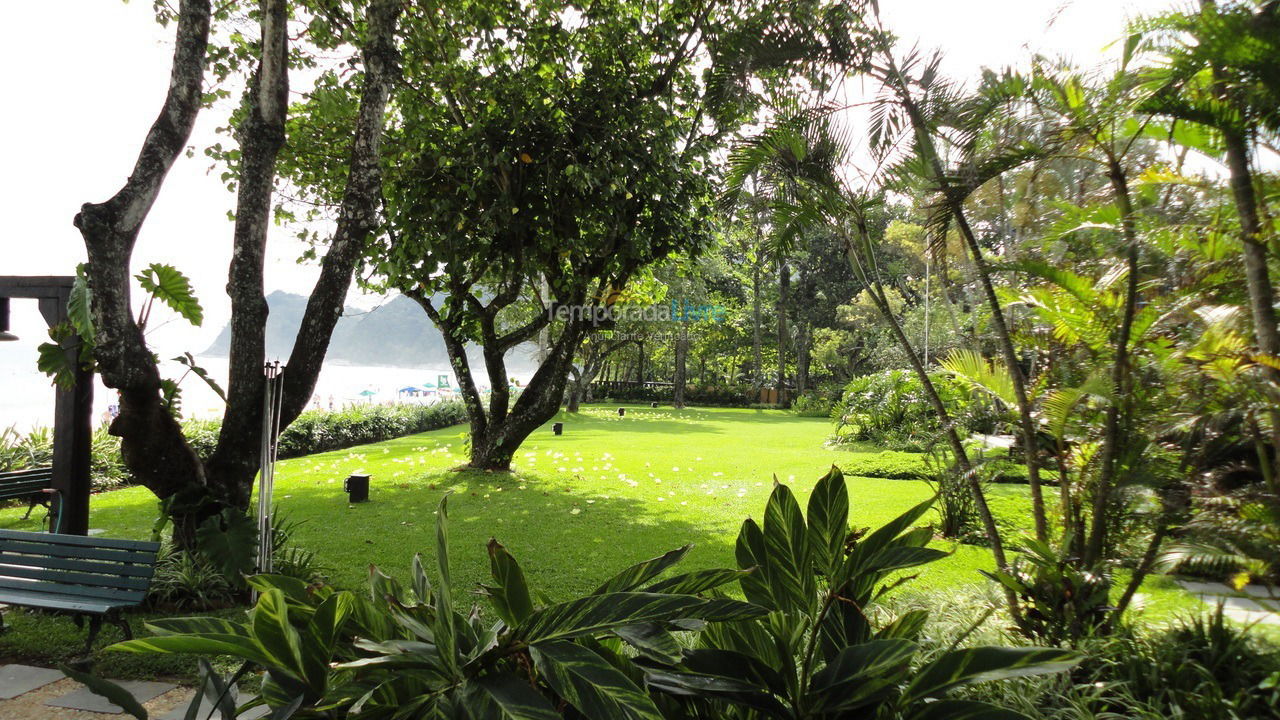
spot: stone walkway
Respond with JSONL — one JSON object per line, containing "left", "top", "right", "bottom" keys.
{"left": 1176, "top": 579, "right": 1280, "bottom": 625}
{"left": 0, "top": 664, "right": 267, "bottom": 719}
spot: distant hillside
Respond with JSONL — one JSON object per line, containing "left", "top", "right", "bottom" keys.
{"left": 203, "top": 291, "right": 538, "bottom": 371}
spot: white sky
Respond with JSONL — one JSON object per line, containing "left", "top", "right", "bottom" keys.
{"left": 0, "top": 0, "right": 1176, "bottom": 355}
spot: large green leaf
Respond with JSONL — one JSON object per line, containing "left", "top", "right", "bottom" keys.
{"left": 761, "top": 482, "right": 816, "bottom": 614}
{"left": 109, "top": 633, "right": 274, "bottom": 669}
{"left": 592, "top": 545, "right": 691, "bottom": 595}
{"left": 806, "top": 639, "right": 917, "bottom": 712}
{"left": 195, "top": 509, "right": 258, "bottom": 585}
{"left": 734, "top": 518, "right": 774, "bottom": 607}
{"left": 467, "top": 672, "right": 560, "bottom": 720}
{"left": 68, "top": 264, "right": 95, "bottom": 344}
{"left": 642, "top": 669, "right": 789, "bottom": 718}
{"left": 907, "top": 646, "right": 1080, "bottom": 699}
{"left": 530, "top": 640, "right": 663, "bottom": 720}
{"left": 806, "top": 466, "right": 849, "bottom": 577}
{"left": 482, "top": 539, "right": 535, "bottom": 626}
{"left": 135, "top": 263, "right": 203, "bottom": 326}
{"left": 59, "top": 665, "right": 149, "bottom": 720}
{"left": 516, "top": 592, "right": 765, "bottom": 644}
{"left": 644, "top": 568, "right": 751, "bottom": 595}
{"left": 613, "top": 623, "right": 682, "bottom": 664}
{"left": 251, "top": 589, "right": 306, "bottom": 682}
{"left": 433, "top": 493, "right": 459, "bottom": 677}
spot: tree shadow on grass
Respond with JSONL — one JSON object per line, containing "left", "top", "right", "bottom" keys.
{"left": 261, "top": 464, "right": 743, "bottom": 606}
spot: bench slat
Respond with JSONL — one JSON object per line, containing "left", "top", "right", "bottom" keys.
{"left": 0, "top": 588, "right": 119, "bottom": 614}
{"left": 0, "top": 553, "right": 155, "bottom": 578}
{"left": 0, "top": 577, "right": 146, "bottom": 604}
{"left": 0, "top": 469, "right": 53, "bottom": 481}
{"left": 0, "top": 539, "right": 157, "bottom": 564}
{"left": 0, "top": 564, "right": 151, "bottom": 591}
{"left": 0, "top": 530, "right": 159, "bottom": 553}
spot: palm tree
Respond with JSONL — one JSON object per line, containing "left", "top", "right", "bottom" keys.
{"left": 1137, "top": 0, "right": 1280, "bottom": 478}
{"left": 725, "top": 109, "right": 1016, "bottom": 586}
{"left": 866, "top": 32, "right": 1052, "bottom": 542}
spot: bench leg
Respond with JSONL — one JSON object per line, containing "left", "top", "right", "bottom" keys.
{"left": 110, "top": 612, "right": 133, "bottom": 642}
{"left": 83, "top": 615, "right": 103, "bottom": 655}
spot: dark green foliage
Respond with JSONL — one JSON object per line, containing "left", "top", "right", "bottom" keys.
{"left": 595, "top": 384, "right": 755, "bottom": 407}
{"left": 636, "top": 466, "right": 1079, "bottom": 719}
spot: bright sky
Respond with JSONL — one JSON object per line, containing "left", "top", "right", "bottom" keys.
{"left": 0, "top": 0, "right": 1176, "bottom": 354}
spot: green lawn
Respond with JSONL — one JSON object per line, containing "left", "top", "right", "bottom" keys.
{"left": 0, "top": 404, "right": 1203, "bottom": 675}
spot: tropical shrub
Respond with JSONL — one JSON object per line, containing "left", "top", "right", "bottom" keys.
{"left": 982, "top": 539, "right": 1113, "bottom": 646}
{"left": 832, "top": 369, "right": 1002, "bottom": 451}
{"left": 792, "top": 391, "right": 836, "bottom": 417}
{"left": 0, "top": 424, "right": 126, "bottom": 492}
{"left": 94, "top": 470, "right": 1077, "bottom": 719}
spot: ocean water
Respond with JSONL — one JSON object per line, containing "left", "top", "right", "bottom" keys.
{"left": 0, "top": 344, "right": 463, "bottom": 432}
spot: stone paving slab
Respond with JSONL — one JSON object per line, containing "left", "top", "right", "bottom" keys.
{"left": 1176, "top": 579, "right": 1280, "bottom": 625}
{"left": 46, "top": 679, "right": 176, "bottom": 714}
{"left": 0, "top": 665, "right": 64, "bottom": 700}
{"left": 156, "top": 689, "right": 270, "bottom": 720}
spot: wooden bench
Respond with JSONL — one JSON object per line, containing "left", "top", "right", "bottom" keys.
{"left": 0, "top": 467, "right": 55, "bottom": 521}
{"left": 0, "top": 529, "right": 160, "bottom": 653}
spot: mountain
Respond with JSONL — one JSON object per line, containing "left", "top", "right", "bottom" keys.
{"left": 203, "top": 291, "right": 538, "bottom": 371}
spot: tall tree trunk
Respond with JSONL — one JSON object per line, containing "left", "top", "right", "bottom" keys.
{"left": 1084, "top": 161, "right": 1143, "bottom": 567}
{"left": 79, "top": 0, "right": 402, "bottom": 545}
{"left": 796, "top": 320, "right": 811, "bottom": 395}
{"left": 752, "top": 260, "right": 764, "bottom": 391}
{"left": 776, "top": 259, "right": 790, "bottom": 408}
{"left": 74, "top": 0, "right": 213, "bottom": 529}
{"left": 673, "top": 324, "right": 688, "bottom": 408}
{"left": 205, "top": 0, "right": 290, "bottom": 516}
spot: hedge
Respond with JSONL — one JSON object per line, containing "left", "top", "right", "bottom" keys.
{"left": 1, "top": 400, "right": 468, "bottom": 491}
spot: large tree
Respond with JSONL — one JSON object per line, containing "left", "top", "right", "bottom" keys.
{"left": 73, "top": 0, "right": 402, "bottom": 538}
{"left": 353, "top": 0, "right": 866, "bottom": 470}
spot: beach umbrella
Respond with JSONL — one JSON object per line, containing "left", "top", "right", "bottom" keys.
{"left": 359, "top": 389, "right": 377, "bottom": 397}
{"left": 398, "top": 386, "right": 419, "bottom": 394}
{"left": 421, "top": 381, "right": 436, "bottom": 388}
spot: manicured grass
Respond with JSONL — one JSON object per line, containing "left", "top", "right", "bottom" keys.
{"left": 0, "top": 404, "right": 1203, "bottom": 676}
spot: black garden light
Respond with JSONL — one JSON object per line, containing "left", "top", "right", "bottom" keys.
{"left": 618, "top": 407, "right": 626, "bottom": 417}
{"left": 553, "top": 422, "right": 564, "bottom": 435}
{"left": 344, "top": 473, "right": 371, "bottom": 503}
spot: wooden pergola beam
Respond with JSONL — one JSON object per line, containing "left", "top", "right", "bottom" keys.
{"left": 0, "top": 275, "right": 92, "bottom": 535}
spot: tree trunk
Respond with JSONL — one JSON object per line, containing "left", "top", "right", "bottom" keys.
{"left": 776, "top": 258, "right": 790, "bottom": 408}
{"left": 1083, "top": 161, "right": 1143, "bottom": 567}
{"left": 752, "top": 261, "right": 763, "bottom": 391}
{"left": 796, "top": 320, "right": 811, "bottom": 395}
{"left": 673, "top": 324, "right": 688, "bottom": 408}
{"left": 205, "top": 0, "right": 290, "bottom": 513}
{"left": 1223, "top": 128, "right": 1280, "bottom": 481}
{"left": 74, "top": 0, "right": 213, "bottom": 542}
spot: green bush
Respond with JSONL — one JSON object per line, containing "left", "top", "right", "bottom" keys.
{"left": 832, "top": 369, "right": 1003, "bottom": 451}
{"left": 593, "top": 383, "right": 754, "bottom": 406}
{"left": 1, "top": 425, "right": 126, "bottom": 492}
{"left": 1, "top": 401, "right": 467, "bottom": 493}
{"left": 792, "top": 391, "right": 836, "bottom": 417}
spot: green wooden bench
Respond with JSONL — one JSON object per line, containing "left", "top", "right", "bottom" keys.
{"left": 0, "top": 529, "right": 160, "bottom": 653}
{"left": 0, "top": 467, "right": 55, "bottom": 521}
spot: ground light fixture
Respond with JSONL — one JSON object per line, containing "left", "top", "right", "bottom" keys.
{"left": 345, "top": 473, "right": 371, "bottom": 503}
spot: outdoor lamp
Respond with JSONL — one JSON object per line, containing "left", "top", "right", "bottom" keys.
{"left": 0, "top": 298, "right": 17, "bottom": 342}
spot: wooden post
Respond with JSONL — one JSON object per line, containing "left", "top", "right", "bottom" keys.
{"left": 40, "top": 292, "right": 93, "bottom": 535}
